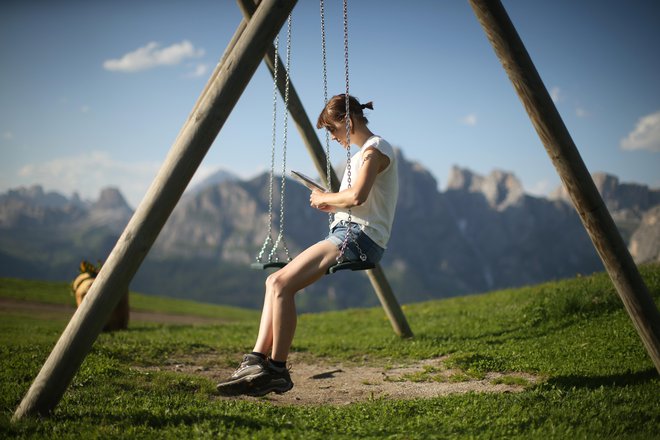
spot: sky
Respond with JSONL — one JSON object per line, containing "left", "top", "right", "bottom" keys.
{"left": 1, "top": 0, "right": 659, "bottom": 208}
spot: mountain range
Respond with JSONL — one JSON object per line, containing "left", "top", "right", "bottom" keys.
{"left": 1, "top": 150, "right": 658, "bottom": 312}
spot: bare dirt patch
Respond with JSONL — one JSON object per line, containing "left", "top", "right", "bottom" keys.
{"left": 3, "top": 298, "right": 541, "bottom": 405}
{"left": 148, "top": 353, "right": 541, "bottom": 406}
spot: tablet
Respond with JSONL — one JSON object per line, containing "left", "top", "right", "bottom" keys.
{"left": 290, "top": 170, "right": 328, "bottom": 192}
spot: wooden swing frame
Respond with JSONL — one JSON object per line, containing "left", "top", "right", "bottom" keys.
{"left": 13, "top": 0, "right": 660, "bottom": 421}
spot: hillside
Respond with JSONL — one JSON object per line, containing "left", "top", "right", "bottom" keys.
{"left": 1, "top": 156, "right": 658, "bottom": 312}
{"left": 1, "top": 266, "right": 659, "bottom": 438}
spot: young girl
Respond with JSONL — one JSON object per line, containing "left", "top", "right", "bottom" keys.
{"left": 217, "top": 94, "right": 398, "bottom": 397}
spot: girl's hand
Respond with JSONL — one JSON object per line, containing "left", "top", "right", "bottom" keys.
{"left": 310, "top": 190, "right": 334, "bottom": 212}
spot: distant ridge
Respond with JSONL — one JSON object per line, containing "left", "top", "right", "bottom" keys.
{"left": 186, "top": 169, "right": 239, "bottom": 196}
{"left": 1, "top": 154, "right": 658, "bottom": 311}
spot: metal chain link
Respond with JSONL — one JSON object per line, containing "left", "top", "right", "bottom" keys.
{"left": 270, "top": 14, "right": 292, "bottom": 263}
{"left": 337, "top": 0, "right": 352, "bottom": 262}
{"left": 255, "top": 34, "right": 280, "bottom": 264}
{"left": 336, "top": 0, "right": 367, "bottom": 263}
{"left": 320, "top": 0, "right": 333, "bottom": 229}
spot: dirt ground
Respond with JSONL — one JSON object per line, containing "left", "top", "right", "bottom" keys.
{"left": 150, "top": 354, "right": 540, "bottom": 406}
{"left": 3, "top": 298, "right": 540, "bottom": 405}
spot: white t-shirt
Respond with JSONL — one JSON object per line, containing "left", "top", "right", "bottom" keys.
{"left": 331, "top": 135, "right": 398, "bottom": 249}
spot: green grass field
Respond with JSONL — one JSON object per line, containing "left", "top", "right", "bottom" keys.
{"left": 1, "top": 265, "right": 659, "bottom": 439}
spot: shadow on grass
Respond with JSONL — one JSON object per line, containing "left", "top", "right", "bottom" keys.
{"left": 545, "top": 368, "right": 658, "bottom": 390}
{"left": 53, "top": 409, "right": 269, "bottom": 432}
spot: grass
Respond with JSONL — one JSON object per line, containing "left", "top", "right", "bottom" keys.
{"left": 0, "top": 276, "right": 258, "bottom": 322}
{"left": 491, "top": 376, "right": 531, "bottom": 387}
{"left": 1, "top": 264, "right": 659, "bottom": 439}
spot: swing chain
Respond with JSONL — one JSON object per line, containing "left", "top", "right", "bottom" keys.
{"left": 343, "top": 0, "right": 351, "bottom": 194}
{"left": 336, "top": 0, "right": 367, "bottom": 264}
{"left": 256, "top": 34, "right": 281, "bottom": 264}
{"left": 320, "top": 0, "right": 333, "bottom": 229}
{"left": 269, "top": 14, "right": 292, "bottom": 263}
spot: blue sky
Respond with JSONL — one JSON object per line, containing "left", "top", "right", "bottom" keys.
{"left": 1, "top": 0, "right": 659, "bottom": 208}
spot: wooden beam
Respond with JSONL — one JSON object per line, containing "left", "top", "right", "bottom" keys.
{"left": 13, "top": 0, "right": 298, "bottom": 421}
{"left": 237, "top": 0, "right": 413, "bottom": 338}
{"left": 365, "top": 265, "right": 414, "bottom": 338}
{"left": 469, "top": 0, "right": 660, "bottom": 373}
{"left": 237, "top": 0, "right": 339, "bottom": 190}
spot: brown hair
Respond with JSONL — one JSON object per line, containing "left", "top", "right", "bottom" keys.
{"left": 316, "top": 94, "right": 373, "bottom": 130}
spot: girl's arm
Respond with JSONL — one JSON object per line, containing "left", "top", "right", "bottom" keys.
{"left": 310, "top": 147, "right": 390, "bottom": 210}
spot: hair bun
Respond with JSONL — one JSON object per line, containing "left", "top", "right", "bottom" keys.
{"left": 360, "top": 101, "right": 374, "bottom": 110}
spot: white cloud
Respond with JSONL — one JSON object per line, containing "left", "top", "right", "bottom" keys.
{"left": 620, "top": 111, "right": 660, "bottom": 152}
{"left": 526, "top": 178, "right": 554, "bottom": 197}
{"left": 185, "top": 63, "right": 209, "bottom": 79}
{"left": 2, "top": 131, "right": 13, "bottom": 140}
{"left": 81, "top": 105, "right": 91, "bottom": 113}
{"left": 550, "top": 87, "right": 589, "bottom": 118}
{"left": 550, "top": 86, "right": 562, "bottom": 103}
{"left": 103, "top": 40, "right": 205, "bottom": 73}
{"left": 460, "top": 113, "right": 477, "bottom": 126}
{"left": 16, "top": 151, "right": 161, "bottom": 207}
{"left": 575, "top": 107, "right": 589, "bottom": 118}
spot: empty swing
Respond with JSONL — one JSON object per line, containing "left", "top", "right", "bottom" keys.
{"left": 252, "top": 15, "right": 293, "bottom": 270}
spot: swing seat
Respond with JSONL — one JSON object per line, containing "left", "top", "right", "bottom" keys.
{"left": 251, "top": 260, "right": 374, "bottom": 273}
{"left": 251, "top": 262, "right": 288, "bottom": 270}
{"left": 327, "top": 260, "right": 375, "bottom": 274}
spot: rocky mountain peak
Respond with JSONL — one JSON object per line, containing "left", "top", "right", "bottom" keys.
{"left": 483, "top": 170, "right": 524, "bottom": 209}
{"left": 83, "top": 188, "right": 133, "bottom": 232}
{"left": 447, "top": 166, "right": 524, "bottom": 210}
{"left": 592, "top": 172, "right": 620, "bottom": 195}
{"left": 20, "top": 185, "right": 45, "bottom": 200}
{"left": 446, "top": 166, "right": 480, "bottom": 191}
{"left": 396, "top": 149, "right": 439, "bottom": 211}
{"left": 93, "top": 187, "right": 132, "bottom": 211}
{"left": 552, "top": 172, "right": 660, "bottom": 213}
{"left": 0, "top": 184, "right": 71, "bottom": 208}
{"left": 187, "top": 169, "right": 239, "bottom": 196}
{"left": 629, "top": 205, "right": 660, "bottom": 263}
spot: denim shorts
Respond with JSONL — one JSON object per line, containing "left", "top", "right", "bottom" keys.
{"left": 324, "top": 221, "right": 384, "bottom": 264}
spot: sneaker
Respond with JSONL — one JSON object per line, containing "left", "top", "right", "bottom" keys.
{"left": 246, "top": 362, "right": 294, "bottom": 397}
{"left": 216, "top": 354, "right": 267, "bottom": 396}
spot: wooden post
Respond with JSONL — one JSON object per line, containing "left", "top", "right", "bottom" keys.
{"left": 469, "top": 0, "right": 660, "bottom": 373}
{"left": 237, "top": 0, "right": 339, "bottom": 190}
{"left": 365, "top": 265, "right": 413, "bottom": 338}
{"left": 238, "top": 0, "right": 413, "bottom": 338}
{"left": 13, "top": 0, "right": 298, "bottom": 421}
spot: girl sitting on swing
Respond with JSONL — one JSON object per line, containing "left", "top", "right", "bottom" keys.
{"left": 217, "top": 94, "right": 399, "bottom": 397}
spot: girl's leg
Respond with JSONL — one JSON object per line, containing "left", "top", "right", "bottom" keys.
{"left": 252, "top": 285, "right": 274, "bottom": 356}
{"left": 253, "top": 240, "right": 339, "bottom": 361}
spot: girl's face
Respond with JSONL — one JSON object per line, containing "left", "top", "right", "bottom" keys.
{"left": 328, "top": 120, "right": 350, "bottom": 149}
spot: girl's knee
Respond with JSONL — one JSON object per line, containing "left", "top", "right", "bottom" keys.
{"left": 265, "top": 272, "right": 291, "bottom": 298}
{"left": 266, "top": 271, "right": 285, "bottom": 291}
